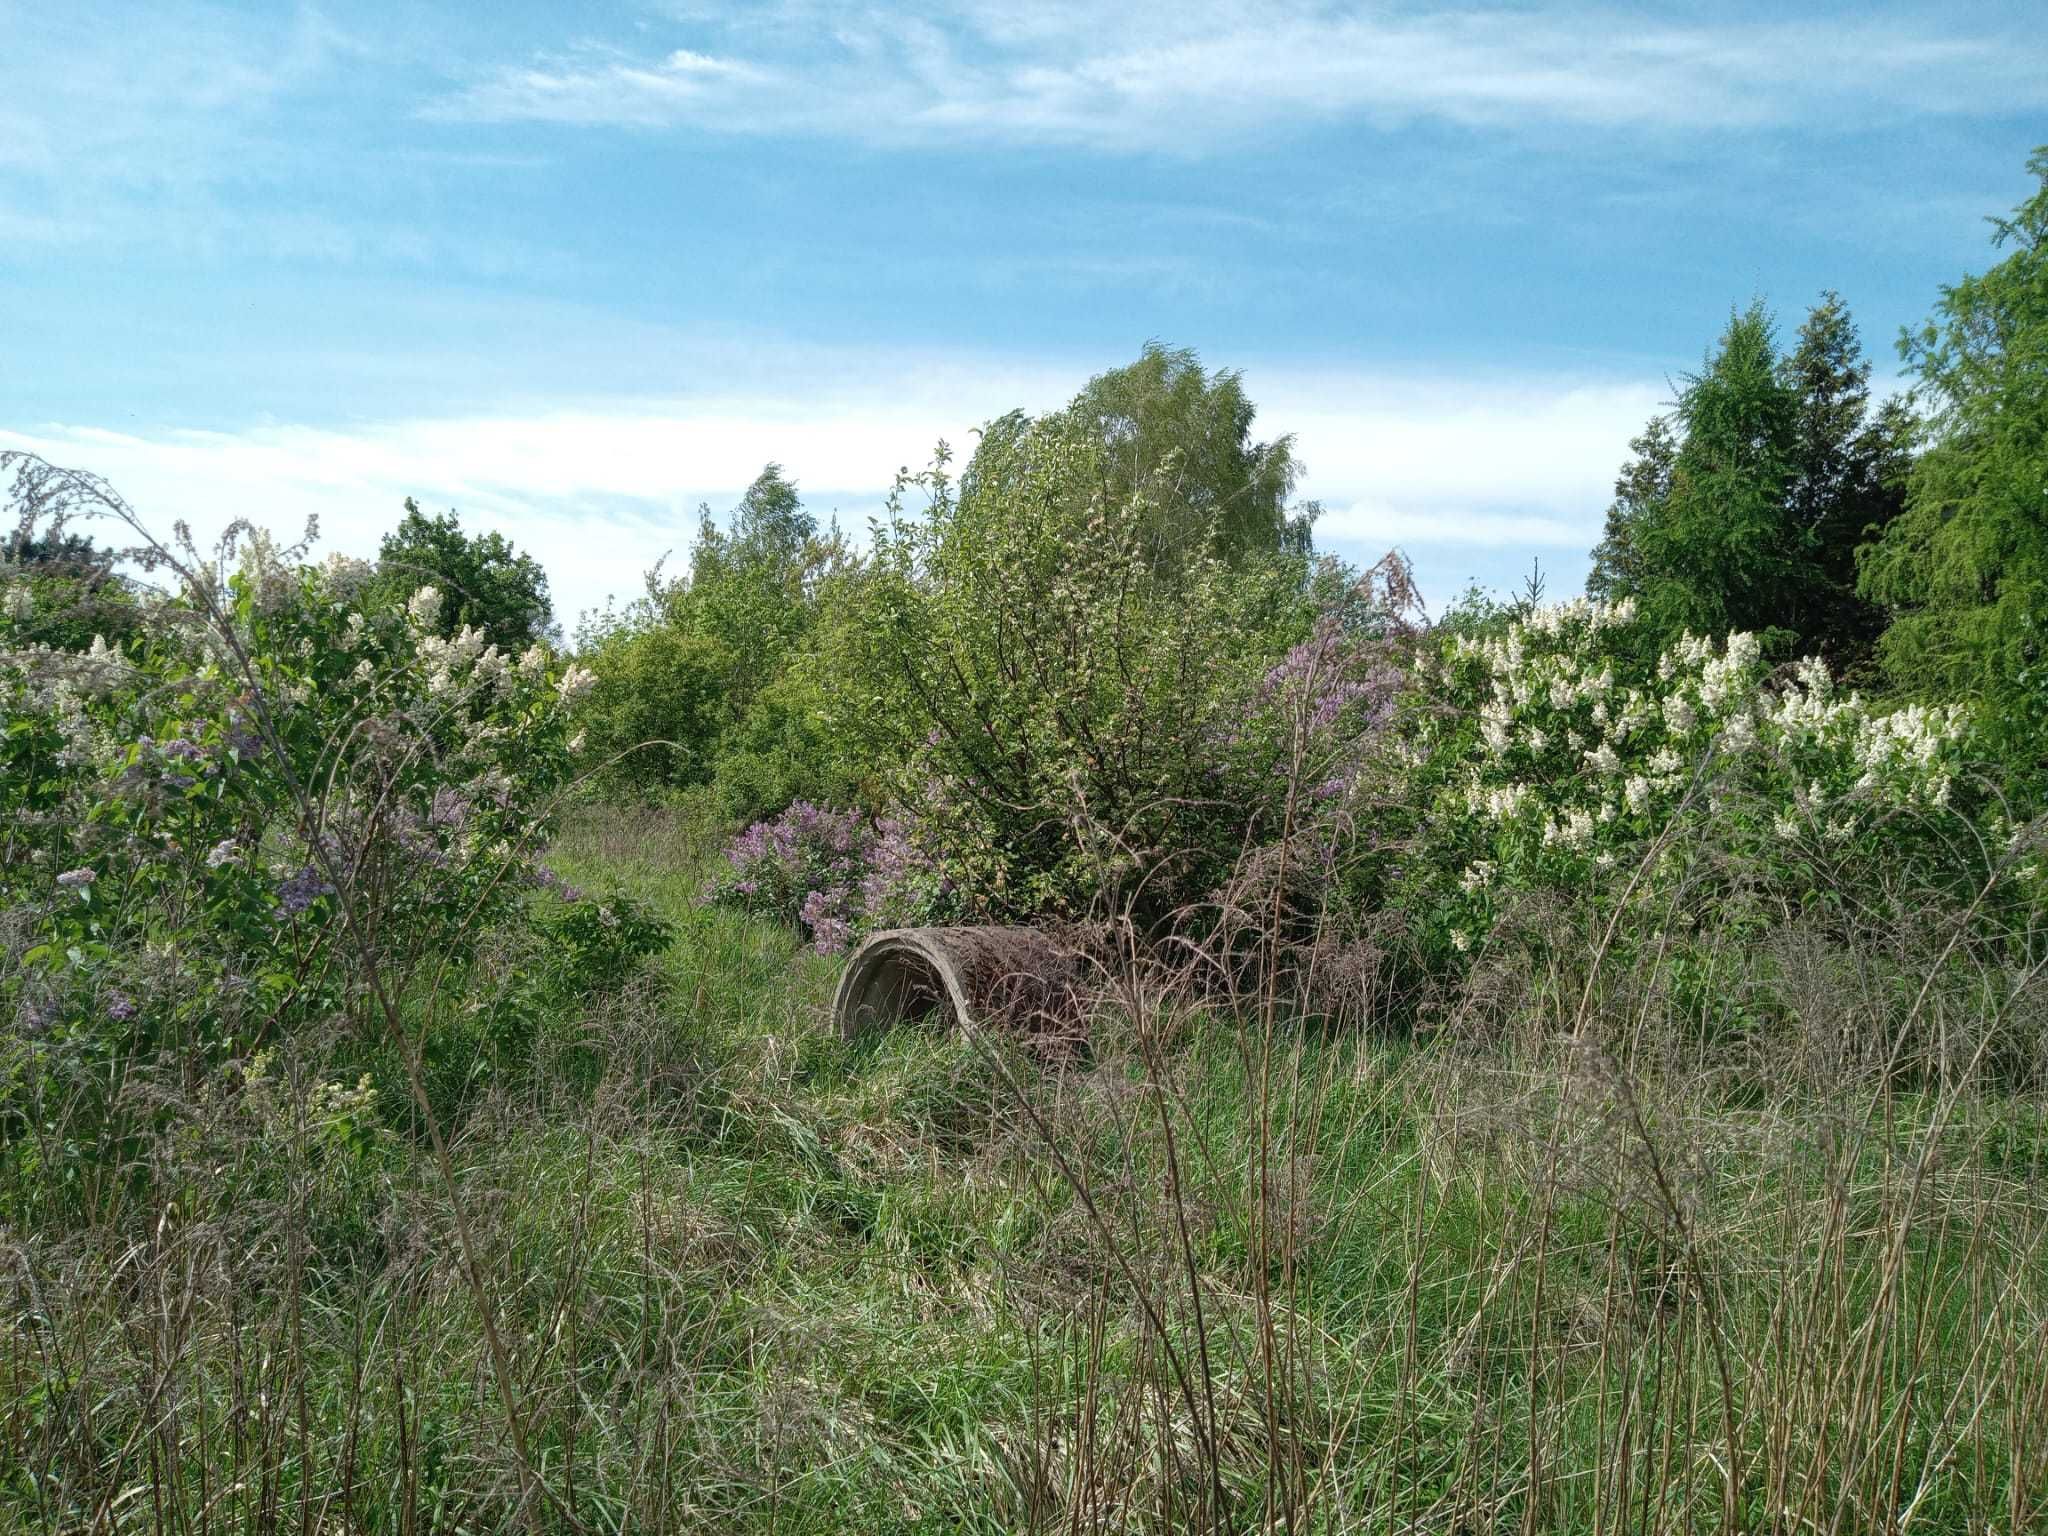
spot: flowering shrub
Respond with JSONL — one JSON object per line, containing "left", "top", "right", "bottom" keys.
{"left": 840, "top": 422, "right": 1332, "bottom": 927}
{"left": 1399, "top": 596, "right": 1999, "bottom": 963}
{"left": 703, "top": 801, "right": 952, "bottom": 953}
{"left": 0, "top": 454, "right": 622, "bottom": 1153}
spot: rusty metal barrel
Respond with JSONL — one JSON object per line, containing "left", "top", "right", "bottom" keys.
{"left": 831, "top": 926, "right": 1090, "bottom": 1052}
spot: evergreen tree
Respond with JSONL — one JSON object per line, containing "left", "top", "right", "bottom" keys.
{"left": 1780, "top": 293, "right": 1911, "bottom": 670}
{"left": 1587, "top": 296, "right": 1906, "bottom": 665}
{"left": 683, "top": 465, "right": 834, "bottom": 712}
{"left": 1612, "top": 303, "right": 1801, "bottom": 652}
{"left": 1587, "top": 414, "right": 1677, "bottom": 604}
{"left": 1860, "top": 148, "right": 2048, "bottom": 780}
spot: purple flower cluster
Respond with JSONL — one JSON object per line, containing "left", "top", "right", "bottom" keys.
{"left": 429, "top": 786, "right": 471, "bottom": 830}
{"left": 1252, "top": 616, "right": 1401, "bottom": 737}
{"left": 275, "top": 864, "right": 335, "bottom": 918}
{"left": 1235, "top": 612, "right": 1410, "bottom": 807}
{"left": 530, "top": 865, "right": 584, "bottom": 904}
{"left": 707, "top": 801, "right": 946, "bottom": 954}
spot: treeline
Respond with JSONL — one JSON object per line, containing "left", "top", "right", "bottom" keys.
{"left": 565, "top": 149, "right": 2044, "bottom": 829}
{"left": 13, "top": 150, "right": 2037, "bottom": 927}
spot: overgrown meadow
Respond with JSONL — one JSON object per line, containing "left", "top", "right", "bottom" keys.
{"left": 3, "top": 157, "right": 2046, "bottom": 1534}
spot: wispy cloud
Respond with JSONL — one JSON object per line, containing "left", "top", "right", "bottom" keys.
{"left": 427, "top": 44, "right": 772, "bottom": 128}
{"left": 0, "top": 3, "right": 354, "bottom": 183}
{"left": 2, "top": 363, "right": 1662, "bottom": 620}
{"left": 426, "top": 3, "right": 2048, "bottom": 151}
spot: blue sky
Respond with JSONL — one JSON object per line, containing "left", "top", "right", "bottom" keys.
{"left": 3, "top": 2, "right": 2043, "bottom": 625}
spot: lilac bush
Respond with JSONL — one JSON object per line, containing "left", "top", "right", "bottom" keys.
{"left": 0, "top": 452, "right": 590, "bottom": 1097}
{"left": 704, "top": 801, "right": 951, "bottom": 953}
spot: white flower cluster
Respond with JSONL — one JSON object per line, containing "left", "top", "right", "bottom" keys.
{"left": 556, "top": 664, "right": 597, "bottom": 703}
{"left": 1760, "top": 663, "right": 1966, "bottom": 818}
{"left": 1442, "top": 604, "right": 1759, "bottom": 849}
{"left": 319, "top": 553, "right": 374, "bottom": 600}
{"left": 417, "top": 623, "right": 512, "bottom": 698}
{"left": 1421, "top": 598, "right": 1979, "bottom": 954}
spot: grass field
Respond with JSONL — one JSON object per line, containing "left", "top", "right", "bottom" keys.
{"left": 5, "top": 802, "right": 2046, "bottom": 1533}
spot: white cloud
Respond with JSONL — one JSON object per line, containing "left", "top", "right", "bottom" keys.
{"left": 427, "top": 4, "right": 2048, "bottom": 150}
{"left": 428, "top": 45, "right": 773, "bottom": 128}
{"left": 1318, "top": 502, "right": 1589, "bottom": 548}
{"left": 3, "top": 363, "right": 1662, "bottom": 624}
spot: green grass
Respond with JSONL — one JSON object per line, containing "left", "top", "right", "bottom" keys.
{"left": 3, "top": 803, "right": 2045, "bottom": 1532}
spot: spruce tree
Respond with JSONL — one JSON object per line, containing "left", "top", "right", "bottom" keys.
{"left": 1860, "top": 148, "right": 2048, "bottom": 780}
{"left": 1588, "top": 295, "right": 1907, "bottom": 667}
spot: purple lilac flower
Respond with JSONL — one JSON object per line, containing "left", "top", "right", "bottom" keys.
{"left": 225, "top": 716, "right": 262, "bottom": 757}
{"left": 429, "top": 787, "right": 471, "bottom": 830}
{"left": 106, "top": 991, "right": 137, "bottom": 1022}
{"left": 55, "top": 868, "right": 96, "bottom": 890}
{"left": 275, "top": 865, "right": 335, "bottom": 917}
{"left": 799, "top": 886, "right": 854, "bottom": 955}
{"left": 528, "top": 866, "right": 582, "bottom": 903}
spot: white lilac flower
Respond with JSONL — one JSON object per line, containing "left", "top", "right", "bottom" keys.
{"left": 1541, "top": 809, "right": 1594, "bottom": 850}
{"left": 1700, "top": 633, "right": 1760, "bottom": 709}
{"left": 206, "top": 838, "right": 240, "bottom": 869}
{"left": 1585, "top": 743, "right": 1621, "bottom": 776}
{"left": 1624, "top": 776, "right": 1652, "bottom": 815}
{"left": 1669, "top": 634, "right": 1713, "bottom": 672}
{"left": 518, "top": 643, "right": 548, "bottom": 677}
{"left": 407, "top": 585, "right": 443, "bottom": 628}
{"left": 1450, "top": 928, "right": 1471, "bottom": 953}
{"left": 3, "top": 585, "right": 31, "bottom": 620}
{"left": 1483, "top": 783, "right": 1532, "bottom": 821}
{"left": 322, "top": 553, "right": 373, "bottom": 598}
{"left": 1459, "top": 860, "right": 1496, "bottom": 894}
{"left": 1663, "top": 694, "right": 1697, "bottom": 734}
{"left": 55, "top": 868, "right": 96, "bottom": 891}
{"left": 1480, "top": 703, "right": 1511, "bottom": 756}
{"left": 556, "top": 665, "right": 597, "bottom": 703}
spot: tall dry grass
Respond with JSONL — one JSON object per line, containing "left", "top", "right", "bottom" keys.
{"left": 5, "top": 750, "right": 2046, "bottom": 1532}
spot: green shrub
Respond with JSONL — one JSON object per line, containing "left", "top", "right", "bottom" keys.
{"left": 841, "top": 421, "right": 1325, "bottom": 926}
{"left": 575, "top": 621, "right": 736, "bottom": 793}
{"left": 1398, "top": 596, "right": 2025, "bottom": 970}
